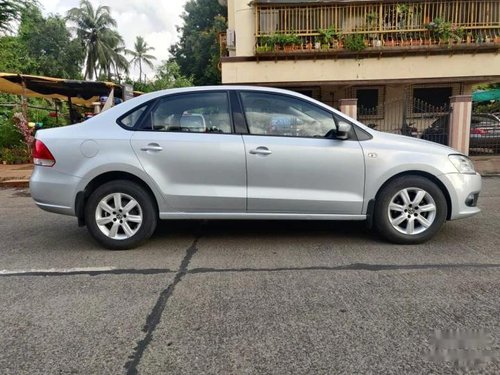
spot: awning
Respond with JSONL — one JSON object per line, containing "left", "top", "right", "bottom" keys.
{"left": 472, "top": 89, "right": 500, "bottom": 103}
{"left": 0, "top": 73, "right": 140, "bottom": 106}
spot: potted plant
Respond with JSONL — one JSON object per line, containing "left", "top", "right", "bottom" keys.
{"left": 495, "top": 33, "right": 500, "bottom": 43}
{"left": 318, "top": 27, "right": 336, "bottom": 50}
{"left": 344, "top": 33, "right": 367, "bottom": 52}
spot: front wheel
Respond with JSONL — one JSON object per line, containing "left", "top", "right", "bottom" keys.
{"left": 85, "top": 180, "right": 157, "bottom": 250}
{"left": 374, "top": 176, "right": 447, "bottom": 244}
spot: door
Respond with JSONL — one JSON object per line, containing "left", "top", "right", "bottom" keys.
{"left": 130, "top": 91, "right": 246, "bottom": 212}
{"left": 239, "top": 91, "right": 365, "bottom": 214}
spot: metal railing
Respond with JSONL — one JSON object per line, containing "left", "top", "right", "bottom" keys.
{"left": 254, "top": 1, "right": 500, "bottom": 50}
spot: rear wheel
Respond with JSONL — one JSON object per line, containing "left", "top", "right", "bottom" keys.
{"left": 85, "top": 180, "right": 157, "bottom": 250}
{"left": 374, "top": 176, "right": 447, "bottom": 244}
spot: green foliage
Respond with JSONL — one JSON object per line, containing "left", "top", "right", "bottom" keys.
{"left": 169, "top": 0, "right": 227, "bottom": 86}
{"left": 18, "top": 6, "right": 84, "bottom": 78}
{"left": 126, "top": 60, "right": 193, "bottom": 93}
{"left": 0, "top": 36, "right": 34, "bottom": 73}
{"left": 0, "top": 117, "right": 23, "bottom": 149}
{"left": 317, "top": 27, "right": 337, "bottom": 46}
{"left": 425, "top": 18, "right": 464, "bottom": 42}
{"left": 0, "top": 0, "right": 36, "bottom": 34}
{"left": 343, "top": 34, "right": 366, "bottom": 52}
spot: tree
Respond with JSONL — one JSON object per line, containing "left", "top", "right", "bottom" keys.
{"left": 126, "top": 36, "right": 156, "bottom": 83}
{"left": 18, "top": 6, "right": 84, "bottom": 78}
{"left": 170, "top": 0, "right": 227, "bottom": 86}
{"left": 0, "top": 0, "right": 35, "bottom": 34}
{"left": 128, "top": 60, "right": 192, "bottom": 93}
{"left": 66, "top": 0, "right": 125, "bottom": 80}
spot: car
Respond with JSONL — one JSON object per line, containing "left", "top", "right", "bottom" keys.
{"left": 421, "top": 113, "right": 500, "bottom": 152}
{"left": 30, "top": 86, "right": 482, "bottom": 250}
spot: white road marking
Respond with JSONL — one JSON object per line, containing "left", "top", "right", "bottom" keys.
{"left": 0, "top": 266, "right": 117, "bottom": 275}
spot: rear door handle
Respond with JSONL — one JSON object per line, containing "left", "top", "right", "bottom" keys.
{"left": 141, "top": 143, "right": 163, "bottom": 152}
{"left": 249, "top": 147, "right": 272, "bottom": 156}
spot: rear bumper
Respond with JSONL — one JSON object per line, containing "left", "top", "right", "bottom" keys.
{"left": 29, "top": 166, "right": 82, "bottom": 216}
{"left": 439, "top": 172, "right": 482, "bottom": 220}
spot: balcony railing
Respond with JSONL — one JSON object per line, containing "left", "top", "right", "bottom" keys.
{"left": 253, "top": 0, "right": 500, "bottom": 55}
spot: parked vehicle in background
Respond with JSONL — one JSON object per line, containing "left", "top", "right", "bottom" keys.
{"left": 421, "top": 113, "right": 500, "bottom": 152}
{"left": 30, "top": 86, "right": 481, "bottom": 250}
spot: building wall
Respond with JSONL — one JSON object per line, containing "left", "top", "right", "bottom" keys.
{"left": 222, "top": 53, "right": 500, "bottom": 85}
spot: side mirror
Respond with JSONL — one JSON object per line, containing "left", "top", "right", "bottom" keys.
{"left": 336, "top": 121, "right": 352, "bottom": 140}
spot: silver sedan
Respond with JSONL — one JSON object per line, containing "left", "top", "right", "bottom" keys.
{"left": 30, "top": 86, "right": 481, "bottom": 249}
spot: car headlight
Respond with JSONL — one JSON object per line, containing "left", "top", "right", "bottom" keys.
{"left": 449, "top": 154, "right": 476, "bottom": 174}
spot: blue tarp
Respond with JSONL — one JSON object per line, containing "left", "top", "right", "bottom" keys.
{"left": 472, "top": 89, "right": 500, "bottom": 103}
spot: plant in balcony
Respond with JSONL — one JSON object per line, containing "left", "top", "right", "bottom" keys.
{"left": 256, "top": 36, "right": 273, "bottom": 53}
{"left": 318, "top": 27, "right": 336, "bottom": 50}
{"left": 344, "top": 33, "right": 366, "bottom": 52}
{"left": 425, "top": 18, "right": 463, "bottom": 45}
{"left": 495, "top": 33, "right": 500, "bottom": 43}
{"left": 282, "top": 33, "right": 301, "bottom": 52}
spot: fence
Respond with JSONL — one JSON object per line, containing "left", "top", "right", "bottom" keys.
{"left": 255, "top": 1, "right": 500, "bottom": 47}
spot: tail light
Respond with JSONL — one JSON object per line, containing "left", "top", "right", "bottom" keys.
{"left": 471, "top": 128, "right": 488, "bottom": 135}
{"left": 33, "top": 139, "right": 56, "bottom": 167}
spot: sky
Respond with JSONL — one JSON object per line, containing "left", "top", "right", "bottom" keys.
{"left": 40, "top": 0, "right": 190, "bottom": 79}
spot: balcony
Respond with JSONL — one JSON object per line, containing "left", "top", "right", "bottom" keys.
{"left": 249, "top": 0, "right": 500, "bottom": 59}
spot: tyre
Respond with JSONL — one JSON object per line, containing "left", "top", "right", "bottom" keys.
{"left": 374, "top": 176, "right": 447, "bottom": 244}
{"left": 84, "top": 180, "right": 157, "bottom": 250}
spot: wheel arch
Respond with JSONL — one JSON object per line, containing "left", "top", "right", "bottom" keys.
{"left": 373, "top": 171, "right": 452, "bottom": 220}
{"left": 75, "top": 171, "right": 160, "bottom": 226}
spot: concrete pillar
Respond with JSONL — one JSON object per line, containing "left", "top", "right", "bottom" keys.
{"left": 339, "top": 98, "right": 358, "bottom": 120}
{"left": 448, "top": 95, "right": 472, "bottom": 155}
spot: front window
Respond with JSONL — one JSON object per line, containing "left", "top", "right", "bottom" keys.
{"left": 240, "top": 92, "right": 336, "bottom": 138}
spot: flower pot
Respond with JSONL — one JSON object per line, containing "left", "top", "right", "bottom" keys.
{"left": 495, "top": 36, "right": 500, "bottom": 43}
{"left": 373, "top": 39, "right": 382, "bottom": 48}
{"left": 314, "top": 42, "right": 321, "bottom": 50}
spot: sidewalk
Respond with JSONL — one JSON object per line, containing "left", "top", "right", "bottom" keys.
{"left": 1, "top": 156, "right": 500, "bottom": 188}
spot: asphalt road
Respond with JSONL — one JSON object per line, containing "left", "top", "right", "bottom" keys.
{"left": 1, "top": 178, "right": 500, "bottom": 374}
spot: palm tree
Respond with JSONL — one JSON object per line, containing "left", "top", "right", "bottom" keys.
{"left": 99, "top": 30, "right": 129, "bottom": 81}
{"left": 66, "top": 0, "right": 124, "bottom": 80}
{"left": 127, "top": 36, "right": 156, "bottom": 82}
{"left": 0, "top": 0, "right": 33, "bottom": 34}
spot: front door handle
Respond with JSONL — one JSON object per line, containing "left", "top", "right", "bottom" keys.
{"left": 249, "top": 147, "right": 272, "bottom": 156}
{"left": 141, "top": 143, "right": 163, "bottom": 152}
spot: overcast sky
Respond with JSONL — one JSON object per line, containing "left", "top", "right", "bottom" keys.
{"left": 40, "top": 0, "right": 189, "bottom": 79}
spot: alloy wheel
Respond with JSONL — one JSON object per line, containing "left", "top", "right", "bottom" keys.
{"left": 95, "top": 193, "right": 143, "bottom": 240}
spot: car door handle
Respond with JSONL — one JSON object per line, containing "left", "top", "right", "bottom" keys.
{"left": 140, "top": 144, "right": 163, "bottom": 152}
{"left": 249, "top": 147, "right": 272, "bottom": 156}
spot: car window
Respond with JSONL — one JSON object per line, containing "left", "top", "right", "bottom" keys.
{"left": 240, "top": 92, "right": 336, "bottom": 138}
{"left": 142, "top": 92, "right": 232, "bottom": 133}
{"left": 118, "top": 104, "right": 148, "bottom": 128}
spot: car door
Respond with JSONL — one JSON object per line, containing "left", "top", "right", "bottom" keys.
{"left": 130, "top": 91, "right": 246, "bottom": 212}
{"left": 239, "top": 91, "right": 365, "bottom": 214}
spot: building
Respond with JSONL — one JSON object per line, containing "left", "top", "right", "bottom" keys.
{"left": 220, "top": 0, "right": 500, "bottom": 152}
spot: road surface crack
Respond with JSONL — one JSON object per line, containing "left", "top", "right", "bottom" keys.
{"left": 124, "top": 236, "right": 199, "bottom": 375}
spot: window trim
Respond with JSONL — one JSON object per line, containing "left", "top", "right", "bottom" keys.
{"left": 237, "top": 90, "right": 359, "bottom": 141}
{"left": 135, "top": 90, "right": 235, "bottom": 135}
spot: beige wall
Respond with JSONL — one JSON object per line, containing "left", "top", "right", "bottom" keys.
{"left": 228, "top": 0, "right": 254, "bottom": 57}
{"left": 222, "top": 53, "right": 500, "bottom": 84}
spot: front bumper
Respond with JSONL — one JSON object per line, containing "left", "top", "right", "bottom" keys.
{"left": 439, "top": 172, "right": 482, "bottom": 220}
{"left": 30, "top": 166, "right": 82, "bottom": 216}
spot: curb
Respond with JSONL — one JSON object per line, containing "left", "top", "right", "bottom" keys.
{"left": 0, "top": 180, "right": 30, "bottom": 188}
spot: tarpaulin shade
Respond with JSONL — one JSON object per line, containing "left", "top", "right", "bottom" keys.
{"left": 472, "top": 89, "right": 500, "bottom": 103}
{"left": 0, "top": 73, "right": 139, "bottom": 106}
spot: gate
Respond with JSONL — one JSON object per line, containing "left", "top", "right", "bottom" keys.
{"left": 358, "top": 96, "right": 450, "bottom": 144}
{"left": 468, "top": 113, "right": 500, "bottom": 156}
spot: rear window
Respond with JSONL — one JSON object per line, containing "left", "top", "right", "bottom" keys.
{"left": 117, "top": 104, "right": 148, "bottom": 129}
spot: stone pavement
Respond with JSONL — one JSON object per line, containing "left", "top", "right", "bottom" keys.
{"left": 1, "top": 155, "right": 500, "bottom": 188}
